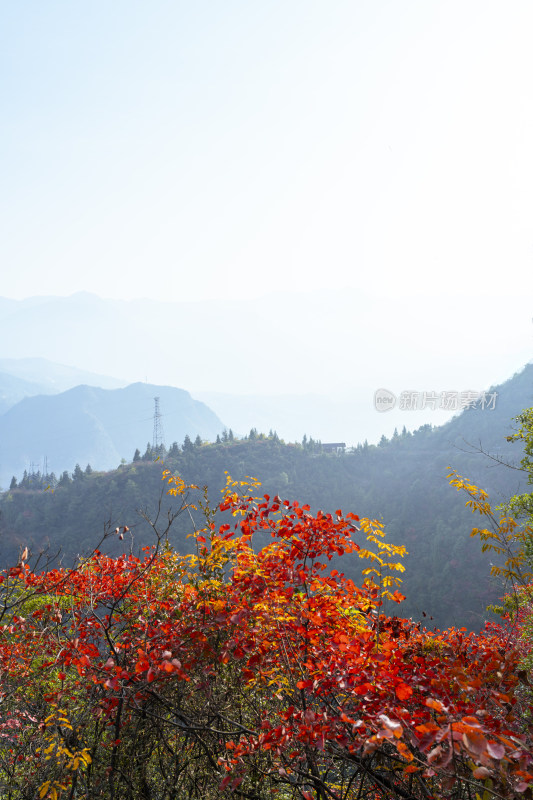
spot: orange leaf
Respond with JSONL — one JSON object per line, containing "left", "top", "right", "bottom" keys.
{"left": 395, "top": 683, "right": 413, "bottom": 701}
{"left": 426, "top": 698, "right": 445, "bottom": 713}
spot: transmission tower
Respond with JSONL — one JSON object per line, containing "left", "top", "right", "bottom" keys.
{"left": 152, "top": 396, "right": 165, "bottom": 452}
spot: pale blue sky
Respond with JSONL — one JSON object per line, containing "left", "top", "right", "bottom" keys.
{"left": 2, "top": 1, "right": 532, "bottom": 298}
{"left": 1, "top": 1, "right": 532, "bottom": 417}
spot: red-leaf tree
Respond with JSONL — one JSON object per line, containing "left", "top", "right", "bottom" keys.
{"left": 0, "top": 472, "right": 531, "bottom": 799}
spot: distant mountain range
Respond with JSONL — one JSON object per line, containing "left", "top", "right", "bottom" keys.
{"left": 0, "top": 379, "right": 224, "bottom": 488}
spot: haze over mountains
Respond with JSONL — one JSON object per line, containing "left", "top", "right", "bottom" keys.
{"left": 0, "top": 357, "right": 126, "bottom": 414}
{"left": 1, "top": 291, "right": 531, "bottom": 445}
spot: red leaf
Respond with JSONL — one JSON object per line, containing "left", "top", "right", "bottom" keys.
{"left": 395, "top": 683, "right": 413, "bottom": 701}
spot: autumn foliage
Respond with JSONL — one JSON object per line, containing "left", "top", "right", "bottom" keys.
{"left": 0, "top": 472, "right": 532, "bottom": 799}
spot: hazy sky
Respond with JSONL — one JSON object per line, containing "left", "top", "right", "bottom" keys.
{"left": 1, "top": 1, "right": 532, "bottom": 419}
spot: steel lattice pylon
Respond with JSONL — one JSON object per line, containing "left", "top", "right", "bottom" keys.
{"left": 152, "top": 396, "right": 165, "bottom": 452}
